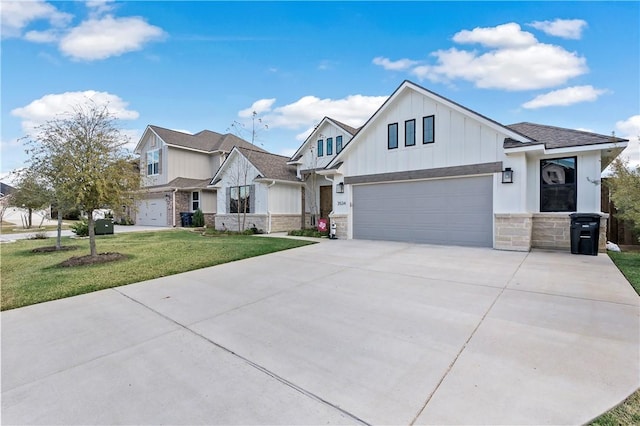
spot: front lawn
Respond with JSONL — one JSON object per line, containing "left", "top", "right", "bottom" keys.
{"left": 588, "top": 250, "right": 640, "bottom": 426}
{"left": 0, "top": 230, "right": 312, "bottom": 311}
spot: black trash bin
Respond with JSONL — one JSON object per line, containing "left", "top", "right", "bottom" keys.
{"left": 94, "top": 219, "right": 114, "bottom": 235}
{"left": 569, "top": 213, "right": 601, "bottom": 256}
{"left": 180, "top": 212, "right": 193, "bottom": 227}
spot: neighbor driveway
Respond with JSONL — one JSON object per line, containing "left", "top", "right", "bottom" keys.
{"left": 2, "top": 240, "right": 639, "bottom": 425}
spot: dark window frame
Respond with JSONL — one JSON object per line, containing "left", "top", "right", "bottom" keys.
{"left": 405, "top": 119, "right": 416, "bottom": 147}
{"left": 388, "top": 123, "right": 398, "bottom": 149}
{"left": 326, "top": 137, "right": 333, "bottom": 155}
{"left": 423, "top": 115, "right": 435, "bottom": 144}
{"left": 540, "top": 156, "right": 577, "bottom": 212}
{"left": 336, "top": 135, "right": 343, "bottom": 153}
{"left": 230, "top": 185, "right": 251, "bottom": 214}
{"left": 317, "top": 139, "right": 324, "bottom": 157}
{"left": 191, "top": 191, "right": 200, "bottom": 211}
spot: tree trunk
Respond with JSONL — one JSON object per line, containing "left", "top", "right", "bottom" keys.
{"left": 56, "top": 208, "right": 63, "bottom": 249}
{"left": 28, "top": 208, "right": 33, "bottom": 228}
{"left": 87, "top": 210, "right": 97, "bottom": 257}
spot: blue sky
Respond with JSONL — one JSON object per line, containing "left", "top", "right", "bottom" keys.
{"left": 2, "top": 1, "right": 639, "bottom": 180}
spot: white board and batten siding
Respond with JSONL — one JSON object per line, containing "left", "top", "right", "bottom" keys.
{"left": 268, "top": 184, "right": 301, "bottom": 214}
{"left": 339, "top": 85, "right": 522, "bottom": 247}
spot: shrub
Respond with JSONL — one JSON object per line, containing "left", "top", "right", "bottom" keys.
{"left": 288, "top": 228, "right": 329, "bottom": 238}
{"left": 71, "top": 218, "right": 89, "bottom": 237}
{"left": 193, "top": 209, "right": 205, "bottom": 227}
{"left": 28, "top": 231, "right": 49, "bottom": 240}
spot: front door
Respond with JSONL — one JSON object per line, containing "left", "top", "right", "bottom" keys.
{"left": 319, "top": 185, "right": 333, "bottom": 219}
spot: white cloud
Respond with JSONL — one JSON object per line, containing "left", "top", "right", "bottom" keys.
{"left": 615, "top": 115, "right": 640, "bottom": 168}
{"left": 522, "top": 85, "right": 607, "bottom": 109}
{"left": 529, "top": 19, "right": 588, "bottom": 40}
{"left": 86, "top": 0, "right": 116, "bottom": 17}
{"left": 453, "top": 23, "right": 537, "bottom": 48}
{"left": 372, "top": 56, "right": 418, "bottom": 71}
{"left": 59, "top": 15, "right": 166, "bottom": 61}
{"left": 24, "top": 29, "right": 59, "bottom": 43}
{"left": 0, "top": 0, "right": 72, "bottom": 38}
{"left": 252, "top": 94, "right": 387, "bottom": 133}
{"left": 11, "top": 90, "right": 139, "bottom": 134}
{"left": 376, "top": 22, "right": 588, "bottom": 91}
{"left": 238, "top": 98, "right": 276, "bottom": 118}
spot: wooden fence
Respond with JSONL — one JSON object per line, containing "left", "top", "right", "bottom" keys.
{"left": 601, "top": 180, "right": 639, "bottom": 245}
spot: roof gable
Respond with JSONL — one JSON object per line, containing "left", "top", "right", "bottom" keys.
{"left": 135, "top": 125, "right": 267, "bottom": 154}
{"left": 326, "top": 80, "right": 533, "bottom": 168}
{"left": 211, "top": 146, "right": 299, "bottom": 185}
{"left": 289, "top": 116, "right": 359, "bottom": 163}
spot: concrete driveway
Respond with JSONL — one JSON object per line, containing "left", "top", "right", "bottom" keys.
{"left": 2, "top": 240, "right": 639, "bottom": 425}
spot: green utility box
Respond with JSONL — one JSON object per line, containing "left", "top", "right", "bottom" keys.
{"left": 94, "top": 219, "right": 114, "bottom": 235}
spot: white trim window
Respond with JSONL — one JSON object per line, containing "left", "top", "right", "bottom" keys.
{"left": 146, "top": 149, "right": 160, "bottom": 175}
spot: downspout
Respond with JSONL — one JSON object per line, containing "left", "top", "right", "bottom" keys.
{"left": 266, "top": 180, "right": 276, "bottom": 233}
{"left": 323, "top": 175, "right": 335, "bottom": 219}
{"left": 172, "top": 188, "right": 178, "bottom": 227}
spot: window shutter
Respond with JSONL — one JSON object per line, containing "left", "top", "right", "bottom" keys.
{"left": 249, "top": 185, "right": 256, "bottom": 214}
{"left": 141, "top": 154, "right": 147, "bottom": 176}
{"left": 226, "top": 187, "right": 231, "bottom": 213}
{"left": 158, "top": 149, "right": 163, "bottom": 174}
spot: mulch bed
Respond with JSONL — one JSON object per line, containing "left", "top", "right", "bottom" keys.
{"left": 59, "top": 252, "right": 128, "bottom": 267}
{"left": 31, "top": 246, "right": 79, "bottom": 253}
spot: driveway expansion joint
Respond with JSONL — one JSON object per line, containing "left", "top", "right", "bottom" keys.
{"left": 113, "top": 288, "right": 371, "bottom": 426}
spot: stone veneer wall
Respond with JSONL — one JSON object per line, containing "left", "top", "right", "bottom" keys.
{"left": 215, "top": 214, "right": 268, "bottom": 232}
{"left": 270, "top": 215, "right": 303, "bottom": 232}
{"left": 494, "top": 213, "right": 533, "bottom": 252}
{"left": 203, "top": 213, "right": 215, "bottom": 227}
{"left": 329, "top": 215, "right": 348, "bottom": 239}
{"left": 531, "top": 213, "right": 608, "bottom": 253}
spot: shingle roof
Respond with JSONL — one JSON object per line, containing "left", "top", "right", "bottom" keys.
{"left": 143, "top": 177, "right": 213, "bottom": 191}
{"left": 236, "top": 147, "right": 300, "bottom": 182}
{"left": 505, "top": 122, "right": 627, "bottom": 149}
{"left": 148, "top": 125, "right": 266, "bottom": 153}
{"left": 328, "top": 117, "right": 360, "bottom": 136}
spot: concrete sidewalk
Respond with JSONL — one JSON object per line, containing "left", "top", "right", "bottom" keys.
{"left": 2, "top": 240, "right": 639, "bottom": 425}
{"left": 0, "top": 224, "right": 175, "bottom": 242}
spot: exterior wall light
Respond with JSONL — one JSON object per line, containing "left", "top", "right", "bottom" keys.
{"left": 336, "top": 182, "right": 344, "bottom": 193}
{"left": 502, "top": 168, "right": 514, "bottom": 184}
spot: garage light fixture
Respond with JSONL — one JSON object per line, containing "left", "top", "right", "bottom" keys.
{"left": 336, "top": 182, "right": 344, "bottom": 193}
{"left": 502, "top": 168, "right": 514, "bottom": 184}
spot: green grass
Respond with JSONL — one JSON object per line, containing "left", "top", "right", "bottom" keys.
{"left": 0, "top": 230, "right": 312, "bottom": 311}
{"left": 588, "top": 251, "right": 640, "bottom": 425}
{"left": 608, "top": 251, "right": 640, "bottom": 294}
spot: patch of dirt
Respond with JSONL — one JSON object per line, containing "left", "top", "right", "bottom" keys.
{"left": 59, "top": 252, "right": 128, "bottom": 267}
{"left": 31, "top": 246, "right": 79, "bottom": 253}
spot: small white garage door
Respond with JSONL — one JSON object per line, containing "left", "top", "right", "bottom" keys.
{"left": 136, "top": 198, "right": 167, "bottom": 226}
{"left": 353, "top": 176, "right": 493, "bottom": 247}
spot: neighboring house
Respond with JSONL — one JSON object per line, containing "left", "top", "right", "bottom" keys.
{"left": 0, "top": 182, "right": 15, "bottom": 199}
{"left": 287, "top": 117, "right": 359, "bottom": 226}
{"left": 133, "top": 125, "right": 265, "bottom": 226}
{"left": 300, "top": 80, "right": 627, "bottom": 251}
{"left": 209, "top": 147, "right": 303, "bottom": 232}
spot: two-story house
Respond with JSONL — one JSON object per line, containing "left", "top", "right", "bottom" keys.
{"left": 134, "top": 125, "right": 265, "bottom": 226}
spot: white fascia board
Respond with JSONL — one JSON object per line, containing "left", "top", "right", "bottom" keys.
{"left": 289, "top": 117, "right": 331, "bottom": 161}
{"left": 134, "top": 126, "right": 156, "bottom": 154}
{"left": 254, "top": 178, "right": 305, "bottom": 186}
{"left": 210, "top": 147, "right": 242, "bottom": 184}
{"left": 542, "top": 141, "right": 628, "bottom": 156}
{"left": 315, "top": 168, "right": 342, "bottom": 176}
{"left": 504, "top": 144, "right": 545, "bottom": 154}
{"left": 163, "top": 143, "right": 210, "bottom": 154}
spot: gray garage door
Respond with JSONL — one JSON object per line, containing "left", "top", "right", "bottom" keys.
{"left": 136, "top": 198, "right": 167, "bottom": 226}
{"left": 353, "top": 176, "right": 493, "bottom": 247}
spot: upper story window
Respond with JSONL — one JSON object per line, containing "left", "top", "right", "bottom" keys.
{"left": 540, "top": 157, "right": 577, "bottom": 212}
{"left": 388, "top": 123, "right": 398, "bottom": 149}
{"left": 336, "top": 135, "right": 343, "bottom": 153}
{"left": 326, "top": 137, "right": 333, "bottom": 155}
{"left": 317, "top": 139, "right": 324, "bottom": 157}
{"left": 192, "top": 191, "right": 200, "bottom": 211}
{"left": 423, "top": 115, "right": 435, "bottom": 144}
{"left": 405, "top": 119, "right": 416, "bottom": 147}
{"left": 147, "top": 149, "right": 160, "bottom": 175}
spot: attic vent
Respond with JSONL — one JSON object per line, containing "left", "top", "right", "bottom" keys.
{"left": 151, "top": 136, "right": 156, "bottom": 147}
